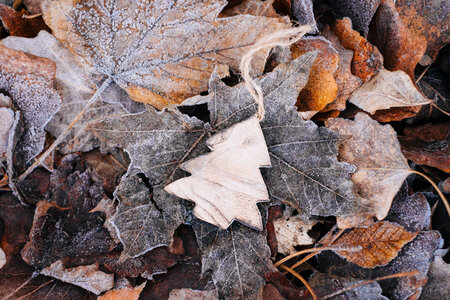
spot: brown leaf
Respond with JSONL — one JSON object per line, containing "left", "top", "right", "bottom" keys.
{"left": 99, "top": 282, "right": 146, "bottom": 300}
{"left": 403, "top": 121, "right": 450, "bottom": 142}
{"left": 40, "top": 0, "right": 288, "bottom": 108}
{"left": 292, "top": 36, "right": 339, "bottom": 111}
{"left": 261, "top": 284, "right": 287, "bottom": 300}
{"left": 326, "top": 113, "right": 410, "bottom": 220}
{"left": 0, "top": 4, "right": 49, "bottom": 37}
{"left": 399, "top": 138, "right": 450, "bottom": 173}
{"left": 321, "top": 25, "right": 363, "bottom": 113}
{"left": 395, "top": 0, "right": 450, "bottom": 62}
{"left": 348, "top": 68, "right": 429, "bottom": 115}
{"left": 41, "top": 260, "right": 114, "bottom": 295}
{"left": 333, "top": 17, "right": 383, "bottom": 82}
{"left": 23, "top": 0, "right": 42, "bottom": 14}
{"left": 332, "top": 221, "right": 417, "bottom": 268}
{"left": 165, "top": 116, "right": 271, "bottom": 230}
{"left": 368, "top": 0, "right": 426, "bottom": 79}
{"left": 328, "top": 0, "right": 381, "bottom": 36}
{"left": 266, "top": 205, "right": 284, "bottom": 256}
{"left": 220, "top": 0, "right": 279, "bottom": 18}
{"left": 168, "top": 288, "right": 218, "bottom": 300}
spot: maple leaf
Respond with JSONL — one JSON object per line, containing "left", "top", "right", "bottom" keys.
{"left": 332, "top": 221, "right": 417, "bottom": 268}
{"left": 40, "top": 0, "right": 288, "bottom": 108}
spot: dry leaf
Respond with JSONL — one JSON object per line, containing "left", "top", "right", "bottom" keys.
{"left": 0, "top": 247, "right": 5, "bottom": 269}
{"left": 368, "top": 0, "right": 426, "bottom": 79}
{"left": 273, "top": 207, "right": 316, "bottom": 255}
{"left": 326, "top": 113, "right": 411, "bottom": 220}
{"left": 348, "top": 68, "right": 429, "bottom": 115}
{"left": 99, "top": 282, "right": 146, "bottom": 300}
{"left": 41, "top": 0, "right": 288, "bottom": 108}
{"left": 333, "top": 17, "right": 383, "bottom": 83}
{"left": 0, "top": 107, "right": 14, "bottom": 157}
{"left": 2, "top": 31, "right": 140, "bottom": 153}
{"left": 332, "top": 221, "right": 417, "bottom": 268}
{"left": 23, "top": 0, "right": 42, "bottom": 14}
{"left": 292, "top": 36, "right": 339, "bottom": 111}
{"left": 420, "top": 256, "right": 450, "bottom": 300}
{"left": 220, "top": 0, "right": 279, "bottom": 18}
{"left": 0, "top": 44, "right": 61, "bottom": 162}
{"left": 168, "top": 288, "right": 218, "bottom": 300}
{"left": 395, "top": 0, "right": 450, "bottom": 62}
{"left": 165, "top": 116, "right": 271, "bottom": 230}
{"left": 321, "top": 25, "right": 363, "bottom": 113}
{"left": 328, "top": 0, "right": 381, "bottom": 36}
{"left": 399, "top": 138, "right": 450, "bottom": 173}
{"left": 386, "top": 192, "right": 431, "bottom": 233}
{"left": 291, "top": 0, "right": 318, "bottom": 33}
{"left": 41, "top": 260, "right": 114, "bottom": 295}
{"left": 0, "top": 4, "right": 49, "bottom": 37}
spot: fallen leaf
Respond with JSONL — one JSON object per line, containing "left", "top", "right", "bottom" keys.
{"left": 321, "top": 25, "right": 363, "bottom": 113}
{"left": 368, "top": 0, "right": 426, "bottom": 78}
{"left": 292, "top": 36, "right": 339, "bottom": 111}
{"left": 21, "top": 154, "right": 116, "bottom": 268}
{"left": 0, "top": 248, "right": 5, "bottom": 269}
{"left": 0, "top": 44, "right": 61, "bottom": 162}
{"left": 328, "top": 0, "right": 381, "bottom": 36}
{"left": 265, "top": 272, "right": 308, "bottom": 300}
{"left": 220, "top": 0, "right": 279, "bottom": 18}
{"left": 0, "top": 107, "right": 14, "bottom": 158}
{"left": 273, "top": 207, "right": 316, "bottom": 255}
{"left": 403, "top": 121, "right": 450, "bottom": 142}
{"left": 395, "top": 0, "right": 450, "bottom": 62}
{"left": 2, "top": 31, "right": 139, "bottom": 153}
{"left": 386, "top": 192, "right": 431, "bottom": 233}
{"left": 99, "top": 282, "right": 146, "bottom": 300}
{"left": 420, "top": 256, "right": 450, "bottom": 300}
{"left": 165, "top": 116, "right": 271, "bottom": 230}
{"left": 266, "top": 205, "right": 284, "bottom": 256}
{"left": 23, "top": 0, "right": 42, "bottom": 14}
{"left": 309, "top": 272, "right": 388, "bottom": 300}
{"left": 40, "top": 0, "right": 288, "bottom": 108}
{"left": 333, "top": 17, "right": 383, "bottom": 82}
{"left": 291, "top": 0, "right": 318, "bottom": 33}
{"left": 348, "top": 68, "right": 429, "bottom": 115}
{"left": 41, "top": 260, "right": 114, "bottom": 295}
{"left": 0, "top": 4, "right": 49, "bottom": 37}
{"left": 332, "top": 221, "right": 417, "bottom": 268}
{"left": 168, "top": 288, "right": 218, "bottom": 300}
{"left": 326, "top": 113, "right": 411, "bottom": 220}
{"left": 260, "top": 284, "right": 287, "bottom": 300}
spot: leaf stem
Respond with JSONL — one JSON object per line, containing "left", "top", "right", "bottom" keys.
{"left": 17, "top": 77, "right": 113, "bottom": 182}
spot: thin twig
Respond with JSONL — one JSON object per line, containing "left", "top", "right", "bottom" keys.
{"left": 415, "top": 64, "right": 431, "bottom": 84}
{"left": 17, "top": 77, "right": 112, "bottom": 182}
{"left": 322, "top": 270, "right": 419, "bottom": 299}
{"left": 279, "top": 264, "right": 318, "bottom": 300}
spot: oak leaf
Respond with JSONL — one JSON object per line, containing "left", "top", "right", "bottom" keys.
{"left": 326, "top": 113, "right": 411, "bottom": 220}
{"left": 40, "top": 0, "right": 288, "bottom": 108}
{"left": 333, "top": 17, "right": 383, "bottom": 82}
{"left": 41, "top": 260, "right": 114, "bottom": 295}
{"left": 332, "top": 221, "right": 417, "bottom": 268}
{"left": 165, "top": 116, "right": 271, "bottom": 230}
{"left": 348, "top": 68, "right": 429, "bottom": 115}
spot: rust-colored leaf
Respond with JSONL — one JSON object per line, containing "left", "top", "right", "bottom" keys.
{"left": 99, "top": 282, "right": 146, "bottom": 300}
{"left": 395, "top": 0, "right": 450, "bottom": 62}
{"left": 368, "top": 0, "right": 427, "bottom": 79}
{"left": 332, "top": 17, "right": 383, "bottom": 83}
{"left": 0, "top": 4, "right": 50, "bottom": 38}
{"left": 332, "top": 221, "right": 417, "bottom": 268}
{"left": 292, "top": 36, "right": 339, "bottom": 111}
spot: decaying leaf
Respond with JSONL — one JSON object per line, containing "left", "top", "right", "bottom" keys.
{"left": 21, "top": 154, "right": 116, "bottom": 268}
{"left": 326, "top": 113, "right": 411, "bottom": 220}
{"left": 99, "top": 282, "right": 146, "bottom": 300}
{"left": 273, "top": 207, "right": 316, "bottom": 255}
{"left": 309, "top": 272, "right": 388, "bottom": 300}
{"left": 292, "top": 36, "right": 339, "bottom": 111}
{"left": 0, "top": 44, "right": 61, "bottom": 162}
{"left": 328, "top": 0, "right": 381, "bottom": 36}
{"left": 0, "top": 4, "right": 49, "bottom": 38}
{"left": 348, "top": 68, "right": 429, "bottom": 115}
{"left": 220, "top": 0, "right": 279, "bottom": 18}
{"left": 41, "top": 260, "right": 114, "bottom": 295}
{"left": 196, "top": 221, "right": 275, "bottom": 300}
{"left": 395, "top": 0, "right": 450, "bottom": 62}
{"left": 332, "top": 221, "right": 417, "bottom": 268}
{"left": 41, "top": 0, "right": 288, "bottom": 108}
{"left": 291, "top": 0, "right": 317, "bottom": 33}
{"left": 1, "top": 31, "right": 139, "bottom": 153}
{"left": 368, "top": 0, "right": 426, "bottom": 78}
{"left": 420, "top": 256, "right": 450, "bottom": 300}
{"left": 165, "top": 116, "right": 271, "bottom": 230}
{"left": 168, "top": 288, "right": 218, "bottom": 300}
{"left": 333, "top": 17, "right": 383, "bottom": 82}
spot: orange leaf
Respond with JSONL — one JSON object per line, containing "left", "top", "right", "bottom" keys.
{"left": 0, "top": 5, "right": 50, "bottom": 38}
{"left": 332, "top": 221, "right": 417, "bottom": 268}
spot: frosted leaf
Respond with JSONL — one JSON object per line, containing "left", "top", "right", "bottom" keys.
{"left": 0, "top": 107, "right": 14, "bottom": 158}
{"left": 0, "top": 44, "right": 61, "bottom": 162}
{"left": 40, "top": 0, "right": 289, "bottom": 109}
{"left": 1, "top": 31, "right": 141, "bottom": 153}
